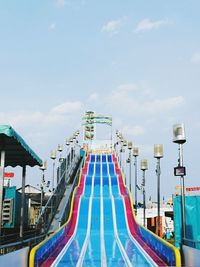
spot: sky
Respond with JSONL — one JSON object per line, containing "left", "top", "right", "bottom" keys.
{"left": 0, "top": 0, "right": 200, "bottom": 202}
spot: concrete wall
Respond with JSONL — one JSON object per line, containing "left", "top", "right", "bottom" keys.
{"left": 0, "top": 247, "right": 29, "bottom": 267}
{"left": 183, "top": 245, "right": 200, "bottom": 267}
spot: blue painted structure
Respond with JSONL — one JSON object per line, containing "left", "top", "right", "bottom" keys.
{"left": 174, "top": 195, "right": 200, "bottom": 249}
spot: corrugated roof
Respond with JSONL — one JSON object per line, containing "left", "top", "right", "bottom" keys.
{"left": 0, "top": 125, "right": 42, "bottom": 167}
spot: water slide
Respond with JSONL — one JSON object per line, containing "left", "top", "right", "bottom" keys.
{"left": 29, "top": 154, "right": 181, "bottom": 266}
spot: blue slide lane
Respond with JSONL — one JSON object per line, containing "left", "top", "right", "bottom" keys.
{"left": 103, "top": 196, "right": 126, "bottom": 266}
{"left": 55, "top": 197, "right": 90, "bottom": 266}
{"left": 109, "top": 167, "right": 154, "bottom": 266}
{"left": 83, "top": 198, "right": 101, "bottom": 267}
{"left": 51, "top": 156, "right": 158, "bottom": 266}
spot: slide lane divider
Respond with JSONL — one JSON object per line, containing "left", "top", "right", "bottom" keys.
{"left": 107, "top": 161, "right": 132, "bottom": 267}
{"left": 100, "top": 158, "right": 107, "bottom": 267}
{"left": 76, "top": 173, "right": 94, "bottom": 267}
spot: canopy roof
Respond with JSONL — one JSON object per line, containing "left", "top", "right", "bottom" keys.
{"left": 0, "top": 125, "right": 42, "bottom": 167}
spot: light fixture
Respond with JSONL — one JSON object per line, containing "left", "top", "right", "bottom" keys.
{"left": 140, "top": 159, "right": 148, "bottom": 227}
{"left": 173, "top": 123, "right": 187, "bottom": 244}
{"left": 133, "top": 147, "right": 139, "bottom": 215}
{"left": 154, "top": 144, "right": 163, "bottom": 237}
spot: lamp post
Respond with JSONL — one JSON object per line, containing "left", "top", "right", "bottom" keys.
{"left": 66, "top": 139, "right": 70, "bottom": 177}
{"left": 141, "top": 159, "right": 148, "bottom": 227}
{"left": 154, "top": 144, "right": 163, "bottom": 237}
{"left": 123, "top": 140, "right": 127, "bottom": 185}
{"left": 173, "top": 123, "right": 186, "bottom": 243}
{"left": 58, "top": 144, "right": 63, "bottom": 182}
{"left": 128, "top": 142, "right": 133, "bottom": 192}
{"left": 119, "top": 136, "right": 123, "bottom": 168}
{"left": 50, "top": 150, "right": 56, "bottom": 192}
{"left": 133, "top": 147, "right": 139, "bottom": 215}
{"left": 40, "top": 160, "right": 47, "bottom": 213}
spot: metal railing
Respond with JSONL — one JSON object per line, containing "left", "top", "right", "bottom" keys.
{"left": 60, "top": 155, "right": 85, "bottom": 226}
{"left": 36, "top": 154, "right": 81, "bottom": 233}
{"left": 183, "top": 238, "right": 200, "bottom": 249}
{"left": 0, "top": 230, "right": 46, "bottom": 255}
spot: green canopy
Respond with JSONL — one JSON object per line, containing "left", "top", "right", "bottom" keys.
{"left": 0, "top": 125, "right": 42, "bottom": 167}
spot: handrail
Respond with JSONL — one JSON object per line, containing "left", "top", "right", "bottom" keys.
{"left": 36, "top": 154, "right": 81, "bottom": 232}
{"left": 0, "top": 233, "right": 46, "bottom": 255}
{"left": 60, "top": 155, "right": 85, "bottom": 225}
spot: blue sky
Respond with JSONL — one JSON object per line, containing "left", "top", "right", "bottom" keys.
{"left": 0, "top": 0, "right": 200, "bottom": 201}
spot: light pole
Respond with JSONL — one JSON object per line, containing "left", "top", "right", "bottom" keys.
{"left": 58, "top": 144, "right": 63, "bottom": 183}
{"left": 141, "top": 159, "right": 148, "bottom": 227}
{"left": 154, "top": 144, "right": 163, "bottom": 237}
{"left": 133, "top": 147, "right": 139, "bottom": 215}
{"left": 66, "top": 139, "right": 70, "bottom": 178}
{"left": 128, "top": 142, "right": 133, "bottom": 192}
{"left": 40, "top": 160, "right": 47, "bottom": 213}
{"left": 119, "top": 135, "right": 123, "bottom": 168}
{"left": 173, "top": 123, "right": 186, "bottom": 244}
{"left": 123, "top": 140, "right": 127, "bottom": 185}
{"left": 50, "top": 150, "right": 56, "bottom": 192}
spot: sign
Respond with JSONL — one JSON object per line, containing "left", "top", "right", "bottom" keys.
{"left": 186, "top": 187, "right": 200, "bottom": 192}
{"left": 174, "top": 166, "right": 186, "bottom": 176}
{"left": 4, "top": 172, "right": 14, "bottom": 178}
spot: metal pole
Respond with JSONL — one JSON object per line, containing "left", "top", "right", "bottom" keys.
{"left": 0, "top": 150, "right": 5, "bottom": 239}
{"left": 52, "top": 160, "right": 55, "bottom": 192}
{"left": 40, "top": 170, "right": 44, "bottom": 213}
{"left": 179, "top": 143, "right": 186, "bottom": 241}
{"left": 143, "top": 170, "right": 146, "bottom": 227}
{"left": 129, "top": 150, "right": 132, "bottom": 192}
{"left": 156, "top": 158, "right": 161, "bottom": 237}
{"left": 124, "top": 149, "right": 126, "bottom": 185}
{"left": 20, "top": 166, "right": 26, "bottom": 239}
{"left": 51, "top": 159, "right": 55, "bottom": 220}
{"left": 134, "top": 156, "right": 138, "bottom": 215}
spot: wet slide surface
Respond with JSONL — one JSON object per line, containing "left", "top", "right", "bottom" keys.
{"left": 31, "top": 153, "right": 180, "bottom": 267}
{"left": 49, "top": 155, "right": 158, "bottom": 267}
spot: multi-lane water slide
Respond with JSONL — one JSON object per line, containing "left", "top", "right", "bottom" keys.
{"left": 29, "top": 153, "right": 181, "bottom": 266}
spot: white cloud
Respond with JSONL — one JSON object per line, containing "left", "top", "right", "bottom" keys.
{"left": 0, "top": 111, "right": 44, "bottom": 128}
{"left": 87, "top": 93, "right": 99, "bottom": 103}
{"left": 55, "top": 0, "right": 66, "bottom": 8}
{"left": 135, "top": 18, "right": 169, "bottom": 33}
{"left": 101, "top": 17, "right": 126, "bottom": 35}
{"left": 142, "top": 96, "right": 184, "bottom": 114}
{"left": 191, "top": 52, "right": 200, "bottom": 62}
{"left": 122, "top": 125, "right": 145, "bottom": 137}
{"left": 50, "top": 101, "right": 82, "bottom": 114}
{"left": 49, "top": 23, "right": 56, "bottom": 31}
{"left": 0, "top": 101, "right": 82, "bottom": 131}
{"left": 106, "top": 83, "right": 184, "bottom": 117}
{"left": 117, "top": 83, "right": 138, "bottom": 93}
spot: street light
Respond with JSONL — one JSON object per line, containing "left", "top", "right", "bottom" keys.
{"left": 40, "top": 160, "right": 47, "bottom": 213}
{"left": 57, "top": 144, "right": 63, "bottom": 182}
{"left": 50, "top": 150, "right": 56, "bottom": 192}
{"left": 128, "top": 142, "right": 133, "bottom": 192}
{"left": 140, "top": 159, "right": 148, "bottom": 227}
{"left": 154, "top": 144, "right": 163, "bottom": 237}
{"left": 123, "top": 140, "right": 127, "bottom": 184}
{"left": 173, "top": 123, "right": 186, "bottom": 243}
{"left": 119, "top": 136, "right": 123, "bottom": 168}
{"left": 58, "top": 144, "right": 63, "bottom": 161}
{"left": 66, "top": 138, "right": 70, "bottom": 167}
{"left": 133, "top": 147, "right": 139, "bottom": 215}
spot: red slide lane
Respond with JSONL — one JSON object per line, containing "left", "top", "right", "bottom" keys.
{"left": 113, "top": 154, "right": 167, "bottom": 266}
